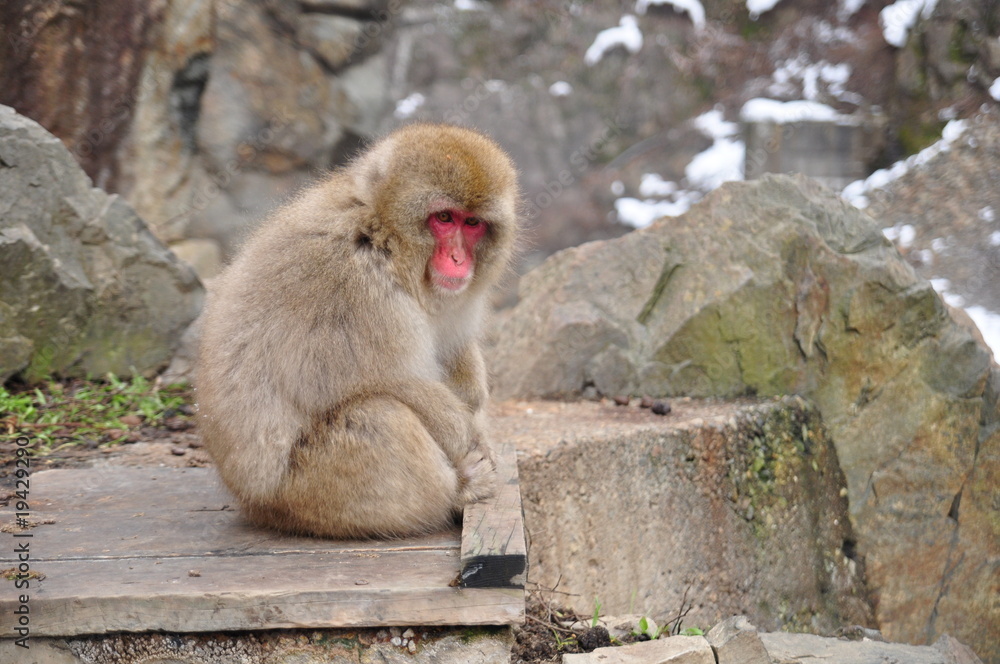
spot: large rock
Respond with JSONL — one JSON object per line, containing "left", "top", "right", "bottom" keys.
{"left": 491, "top": 174, "right": 999, "bottom": 660}
{"left": 502, "top": 398, "right": 873, "bottom": 636}
{"left": 0, "top": 105, "right": 203, "bottom": 382}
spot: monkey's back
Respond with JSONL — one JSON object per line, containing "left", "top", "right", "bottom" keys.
{"left": 197, "top": 177, "right": 440, "bottom": 510}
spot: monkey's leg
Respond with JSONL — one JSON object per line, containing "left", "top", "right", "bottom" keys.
{"left": 245, "top": 395, "right": 465, "bottom": 539}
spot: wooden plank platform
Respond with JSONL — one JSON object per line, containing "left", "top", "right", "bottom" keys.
{"left": 0, "top": 442, "right": 525, "bottom": 637}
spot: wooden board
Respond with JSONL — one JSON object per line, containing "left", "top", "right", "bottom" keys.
{"left": 0, "top": 444, "right": 525, "bottom": 637}
{"left": 460, "top": 441, "right": 527, "bottom": 588}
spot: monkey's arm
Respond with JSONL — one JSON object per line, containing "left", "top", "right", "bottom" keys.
{"left": 441, "top": 342, "right": 489, "bottom": 413}
{"left": 439, "top": 343, "right": 496, "bottom": 503}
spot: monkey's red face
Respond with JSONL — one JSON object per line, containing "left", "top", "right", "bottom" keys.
{"left": 427, "top": 209, "right": 487, "bottom": 293}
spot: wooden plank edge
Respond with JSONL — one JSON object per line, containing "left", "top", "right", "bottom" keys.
{"left": 459, "top": 441, "right": 527, "bottom": 588}
{"left": 0, "top": 586, "right": 525, "bottom": 637}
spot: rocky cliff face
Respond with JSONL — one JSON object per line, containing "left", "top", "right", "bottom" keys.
{"left": 0, "top": 0, "right": 392, "bottom": 275}
{"left": 2, "top": 1, "right": 995, "bottom": 284}
{"left": 0, "top": 105, "right": 203, "bottom": 382}
{"left": 490, "top": 174, "right": 999, "bottom": 660}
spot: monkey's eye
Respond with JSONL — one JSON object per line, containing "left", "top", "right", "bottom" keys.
{"left": 465, "top": 217, "right": 482, "bottom": 227}
{"left": 435, "top": 211, "right": 453, "bottom": 223}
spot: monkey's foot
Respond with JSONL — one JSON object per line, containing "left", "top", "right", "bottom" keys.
{"left": 457, "top": 446, "right": 497, "bottom": 504}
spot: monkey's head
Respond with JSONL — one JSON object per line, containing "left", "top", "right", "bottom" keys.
{"left": 358, "top": 124, "right": 520, "bottom": 299}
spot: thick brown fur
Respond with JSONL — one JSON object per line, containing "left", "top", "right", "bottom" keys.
{"left": 197, "top": 124, "right": 520, "bottom": 538}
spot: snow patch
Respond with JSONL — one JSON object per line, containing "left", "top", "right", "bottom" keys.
{"left": 747, "top": 0, "right": 782, "bottom": 17}
{"left": 990, "top": 77, "right": 1000, "bottom": 101}
{"left": 549, "top": 81, "right": 573, "bottom": 97}
{"left": 979, "top": 206, "right": 996, "bottom": 223}
{"left": 639, "top": 173, "right": 679, "bottom": 197}
{"left": 585, "top": 15, "right": 643, "bottom": 66}
{"left": 635, "top": 0, "right": 706, "bottom": 29}
{"left": 615, "top": 196, "right": 700, "bottom": 228}
{"left": 686, "top": 137, "right": 745, "bottom": 190}
{"left": 769, "top": 56, "right": 852, "bottom": 102}
{"left": 842, "top": 119, "right": 967, "bottom": 208}
{"left": 686, "top": 108, "right": 745, "bottom": 190}
{"left": 615, "top": 109, "right": 746, "bottom": 228}
{"left": 879, "top": 0, "right": 938, "bottom": 48}
{"left": 883, "top": 223, "right": 916, "bottom": 248}
{"left": 989, "top": 231, "right": 1000, "bottom": 247}
{"left": 393, "top": 92, "right": 425, "bottom": 119}
{"left": 740, "top": 98, "right": 856, "bottom": 124}
{"left": 693, "top": 108, "right": 740, "bottom": 139}
{"left": 965, "top": 306, "right": 1000, "bottom": 361}
{"left": 930, "top": 279, "right": 1000, "bottom": 360}
{"left": 838, "top": 0, "right": 866, "bottom": 20}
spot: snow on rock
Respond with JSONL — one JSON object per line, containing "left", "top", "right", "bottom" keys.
{"left": 838, "top": 0, "right": 866, "bottom": 20}
{"left": 685, "top": 136, "right": 745, "bottom": 190}
{"left": 747, "top": 0, "right": 783, "bottom": 17}
{"left": 693, "top": 107, "right": 740, "bottom": 139}
{"left": 990, "top": 76, "right": 1000, "bottom": 101}
{"left": 549, "top": 81, "right": 573, "bottom": 97}
{"left": 585, "top": 15, "right": 643, "bottom": 66}
{"left": 965, "top": 306, "right": 1000, "bottom": 361}
{"left": 879, "top": 0, "right": 938, "bottom": 48}
{"left": 616, "top": 109, "right": 747, "bottom": 228}
{"left": 639, "top": 173, "right": 679, "bottom": 197}
{"left": 615, "top": 196, "right": 700, "bottom": 227}
{"left": 393, "top": 92, "right": 426, "bottom": 119}
{"left": 635, "top": 0, "right": 705, "bottom": 29}
{"left": 931, "top": 279, "right": 1000, "bottom": 361}
{"left": 883, "top": 223, "right": 916, "bottom": 248}
{"left": 685, "top": 108, "right": 745, "bottom": 190}
{"left": 842, "top": 119, "right": 967, "bottom": 208}
{"left": 740, "top": 98, "right": 857, "bottom": 124}
{"left": 769, "top": 56, "right": 852, "bottom": 102}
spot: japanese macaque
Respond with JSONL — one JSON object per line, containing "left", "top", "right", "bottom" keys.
{"left": 197, "top": 124, "right": 520, "bottom": 538}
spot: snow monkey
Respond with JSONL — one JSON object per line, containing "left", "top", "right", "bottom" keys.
{"left": 197, "top": 124, "right": 520, "bottom": 538}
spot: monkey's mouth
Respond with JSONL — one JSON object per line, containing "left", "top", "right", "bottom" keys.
{"left": 430, "top": 270, "right": 471, "bottom": 293}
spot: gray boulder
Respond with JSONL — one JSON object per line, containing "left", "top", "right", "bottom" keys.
{"left": 491, "top": 174, "right": 999, "bottom": 660}
{"left": 0, "top": 105, "right": 203, "bottom": 382}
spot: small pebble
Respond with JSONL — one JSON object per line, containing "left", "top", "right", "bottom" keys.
{"left": 178, "top": 404, "right": 195, "bottom": 416}
{"left": 165, "top": 417, "right": 194, "bottom": 431}
{"left": 390, "top": 637, "right": 402, "bottom": 647}
{"left": 355, "top": 579, "right": 369, "bottom": 585}
{"left": 402, "top": 629, "right": 415, "bottom": 639}
{"left": 640, "top": 396, "right": 654, "bottom": 408}
{"left": 651, "top": 400, "right": 672, "bottom": 416}
{"left": 188, "top": 570, "right": 201, "bottom": 577}
{"left": 407, "top": 640, "right": 417, "bottom": 654}
{"left": 170, "top": 446, "right": 187, "bottom": 456}
{"left": 613, "top": 395, "right": 630, "bottom": 406}
{"left": 120, "top": 414, "right": 143, "bottom": 427}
